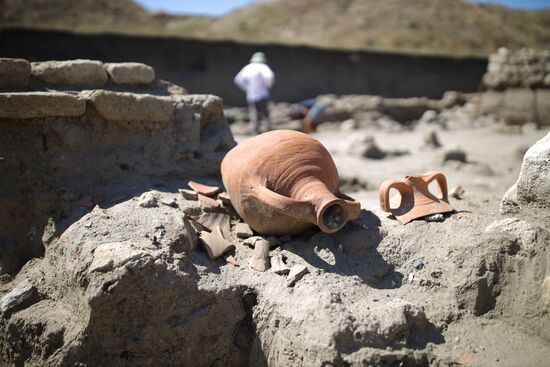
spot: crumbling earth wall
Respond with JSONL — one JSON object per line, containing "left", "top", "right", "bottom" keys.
{"left": 0, "top": 58, "right": 235, "bottom": 275}
{"left": 477, "top": 48, "right": 550, "bottom": 126}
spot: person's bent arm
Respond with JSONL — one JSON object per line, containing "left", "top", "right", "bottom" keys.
{"left": 234, "top": 70, "right": 248, "bottom": 92}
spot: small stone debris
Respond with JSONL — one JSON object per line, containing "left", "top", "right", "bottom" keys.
{"left": 337, "top": 244, "right": 344, "bottom": 253}
{"left": 137, "top": 192, "right": 158, "bottom": 208}
{"left": 408, "top": 273, "right": 415, "bottom": 284}
{"left": 449, "top": 185, "right": 465, "bottom": 199}
{"left": 188, "top": 181, "right": 220, "bottom": 196}
{"left": 412, "top": 259, "right": 425, "bottom": 270}
{"left": 0, "top": 280, "right": 37, "bottom": 314}
{"left": 84, "top": 222, "right": 92, "bottom": 229}
{"left": 199, "top": 231, "right": 235, "bottom": 260}
{"left": 542, "top": 276, "right": 550, "bottom": 303}
{"left": 249, "top": 239, "right": 271, "bottom": 272}
{"left": 287, "top": 264, "right": 309, "bottom": 287}
{"left": 424, "top": 213, "right": 445, "bottom": 222}
{"left": 235, "top": 222, "right": 254, "bottom": 238}
{"left": 224, "top": 254, "right": 239, "bottom": 266}
{"left": 422, "top": 128, "right": 442, "bottom": 149}
{"left": 217, "top": 191, "right": 232, "bottom": 205}
{"left": 271, "top": 255, "right": 290, "bottom": 275}
{"left": 159, "top": 198, "right": 178, "bottom": 208}
{"left": 243, "top": 236, "right": 263, "bottom": 248}
{"left": 179, "top": 188, "right": 198, "bottom": 201}
{"left": 197, "top": 194, "right": 220, "bottom": 211}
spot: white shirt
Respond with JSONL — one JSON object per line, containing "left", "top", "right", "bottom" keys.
{"left": 234, "top": 63, "right": 275, "bottom": 103}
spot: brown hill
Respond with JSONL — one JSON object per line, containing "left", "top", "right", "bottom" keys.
{"left": 1, "top": 0, "right": 549, "bottom": 56}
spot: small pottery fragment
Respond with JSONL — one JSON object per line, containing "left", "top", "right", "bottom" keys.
{"left": 183, "top": 218, "right": 198, "bottom": 250}
{"left": 199, "top": 231, "right": 235, "bottom": 260}
{"left": 271, "top": 255, "right": 290, "bottom": 275}
{"left": 286, "top": 264, "right": 309, "bottom": 287}
{"left": 188, "top": 181, "right": 220, "bottom": 196}
{"left": 179, "top": 188, "right": 198, "bottom": 200}
{"left": 249, "top": 239, "right": 271, "bottom": 272}
{"left": 221, "top": 130, "right": 361, "bottom": 235}
{"left": 235, "top": 222, "right": 254, "bottom": 238}
{"left": 197, "top": 194, "right": 221, "bottom": 211}
{"left": 218, "top": 192, "right": 232, "bottom": 204}
{"left": 379, "top": 171, "right": 453, "bottom": 224}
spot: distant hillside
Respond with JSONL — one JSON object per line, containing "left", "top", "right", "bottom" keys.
{"left": 1, "top": 0, "right": 549, "bottom": 56}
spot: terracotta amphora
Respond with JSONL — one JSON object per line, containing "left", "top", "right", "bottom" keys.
{"left": 221, "top": 130, "right": 361, "bottom": 235}
{"left": 378, "top": 171, "right": 453, "bottom": 224}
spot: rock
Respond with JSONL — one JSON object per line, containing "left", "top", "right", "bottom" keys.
{"left": 412, "top": 259, "right": 424, "bottom": 270}
{"left": 199, "top": 231, "right": 235, "bottom": 260}
{"left": 271, "top": 255, "right": 290, "bottom": 275}
{"left": 517, "top": 132, "right": 550, "bottom": 208}
{"left": 83, "top": 90, "right": 175, "bottom": 123}
{"left": 0, "top": 58, "right": 31, "bottom": 88}
{"left": 542, "top": 277, "right": 550, "bottom": 304}
{"left": 243, "top": 236, "right": 263, "bottom": 248}
{"left": 32, "top": 59, "right": 108, "bottom": 87}
{"left": 188, "top": 181, "right": 220, "bottom": 196}
{"left": 422, "top": 128, "right": 442, "bottom": 149}
{"left": 105, "top": 62, "right": 155, "bottom": 85}
{"left": 500, "top": 181, "right": 519, "bottom": 214}
{"left": 449, "top": 185, "right": 465, "bottom": 199}
{"left": 0, "top": 280, "right": 37, "bottom": 314}
{"left": 349, "top": 134, "right": 386, "bottom": 159}
{"left": 179, "top": 189, "right": 198, "bottom": 200}
{"left": 286, "top": 264, "right": 309, "bottom": 287}
{"left": 424, "top": 213, "right": 445, "bottom": 222}
{"left": 441, "top": 147, "right": 467, "bottom": 163}
{"left": 89, "top": 242, "right": 153, "bottom": 273}
{"left": 138, "top": 192, "right": 158, "bottom": 208}
{"left": 0, "top": 92, "right": 86, "bottom": 118}
{"left": 249, "top": 239, "right": 271, "bottom": 272}
{"left": 235, "top": 222, "right": 254, "bottom": 238}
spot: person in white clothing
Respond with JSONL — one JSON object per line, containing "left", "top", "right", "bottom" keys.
{"left": 234, "top": 52, "right": 275, "bottom": 134}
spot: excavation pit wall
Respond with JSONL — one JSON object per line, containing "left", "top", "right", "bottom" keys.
{"left": 0, "top": 80, "right": 235, "bottom": 275}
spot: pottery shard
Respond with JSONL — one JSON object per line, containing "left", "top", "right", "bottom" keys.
{"left": 179, "top": 189, "right": 198, "bottom": 201}
{"left": 199, "top": 231, "right": 235, "bottom": 260}
{"left": 105, "top": 62, "right": 155, "bottom": 85}
{"left": 217, "top": 192, "right": 232, "bottom": 205}
{"left": 0, "top": 280, "right": 37, "bottom": 314}
{"left": 271, "top": 255, "right": 290, "bottom": 275}
{"left": 249, "top": 239, "right": 271, "bottom": 272}
{"left": 286, "top": 264, "right": 309, "bottom": 287}
{"left": 32, "top": 59, "right": 108, "bottom": 87}
{"left": 83, "top": 90, "right": 175, "bottom": 123}
{"left": 188, "top": 181, "right": 220, "bottom": 196}
{"left": 0, "top": 92, "right": 86, "bottom": 118}
{"left": 235, "top": 222, "right": 254, "bottom": 238}
{"left": 197, "top": 194, "right": 221, "bottom": 212}
{"left": 89, "top": 242, "right": 153, "bottom": 273}
{"left": 0, "top": 58, "right": 31, "bottom": 88}
{"left": 183, "top": 218, "right": 198, "bottom": 250}
{"left": 517, "top": 132, "right": 550, "bottom": 208}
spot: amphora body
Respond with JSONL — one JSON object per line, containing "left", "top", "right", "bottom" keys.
{"left": 221, "top": 130, "right": 361, "bottom": 235}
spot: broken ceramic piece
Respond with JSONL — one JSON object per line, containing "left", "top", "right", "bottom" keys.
{"left": 179, "top": 188, "right": 198, "bottom": 200}
{"left": 449, "top": 185, "right": 465, "bottom": 199}
{"left": 199, "top": 231, "right": 235, "bottom": 260}
{"left": 190, "top": 212, "right": 231, "bottom": 238}
{"left": 188, "top": 181, "right": 220, "bottom": 196}
{"left": 249, "top": 239, "right": 271, "bottom": 272}
{"left": 218, "top": 191, "right": 232, "bottom": 205}
{"left": 183, "top": 218, "right": 198, "bottom": 250}
{"left": 197, "top": 194, "right": 221, "bottom": 211}
{"left": 271, "top": 255, "right": 290, "bottom": 275}
{"left": 224, "top": 254, "right": 239, "bottom": 266}
{"left": 378, "top": 171, "right": 453, "bottom": 224}
{"left": 286, "top": 264, "right": 309, "bottom": 287}
{"left": 212, "top": 226, "right": 224, "bottom": 238}
{"left": 235, "top": 222, "right": 254, "bottom": 238}
{"left": 221, "top": 130, "right": 361, "bottom": 235}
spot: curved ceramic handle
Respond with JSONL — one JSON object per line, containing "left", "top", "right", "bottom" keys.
{"left": 378, "top": 179, "right": 410, "bottom": 212}
{"left": 422, "top": 171, "right": 449, "bottom": 202}
{"left": 251, "top": 184, "right": 315, "bottom": 222}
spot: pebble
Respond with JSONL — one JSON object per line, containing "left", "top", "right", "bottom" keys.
{"left": 0, "top": 280, "right": 37, "bottom": 314}
{"left": 412, "top": 259, "right": 425, "bottom": 270}
{"left": 424, "top": 213, "right": 445, "bottom": 222}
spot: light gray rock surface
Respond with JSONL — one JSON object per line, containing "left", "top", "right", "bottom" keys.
{"left": 517, "top": 132, "right": 550, "bottom": 208}
{"left": 32, "top": 59, "right": 108, "bottom": 87}
{"left": 105, "top": 62, "right": 155, "bottom": 85}
{"left": 0, "top": 58, "right": 31, "bottom": 89}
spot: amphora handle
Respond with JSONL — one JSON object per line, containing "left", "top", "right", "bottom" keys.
{"left": 420, "top": 171, "right": 449, "bottom": 202}
{"left": 379, "top": 179, "right": 411, "bottom": 212}
{"left": 251, "top": 185, "right": 316, "bottom": 222}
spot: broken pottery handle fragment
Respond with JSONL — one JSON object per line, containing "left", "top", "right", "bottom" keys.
{"left": 221, "top": 130, "right": 361, "bottom": 235}
{"left": 378, "top": 171, "right": 453, "bottom": 224}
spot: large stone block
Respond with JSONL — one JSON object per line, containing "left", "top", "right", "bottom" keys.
{"left": 517, "top": 132, "right": 550, "bottom": 208}
{"left": 32, "top": 59, "right": 108, "bottom": 87}
{"left": 0, "top": 92, "right": 86, "bottom": 118}
{"left": 83, "top": 90, "right": 175, "bottom": 123}
{"left": 0, "top": 58, "right": 31, "bottom": 89}
{"left": 105, "top": 62, "right": 155, "bottom": 85}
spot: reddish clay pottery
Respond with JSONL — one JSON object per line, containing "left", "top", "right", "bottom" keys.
{"left": 378, "top": 171, "right": 453, "bottom": 224}
{"left": 221, "top": 130, "right": 361, "bottom": 235}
